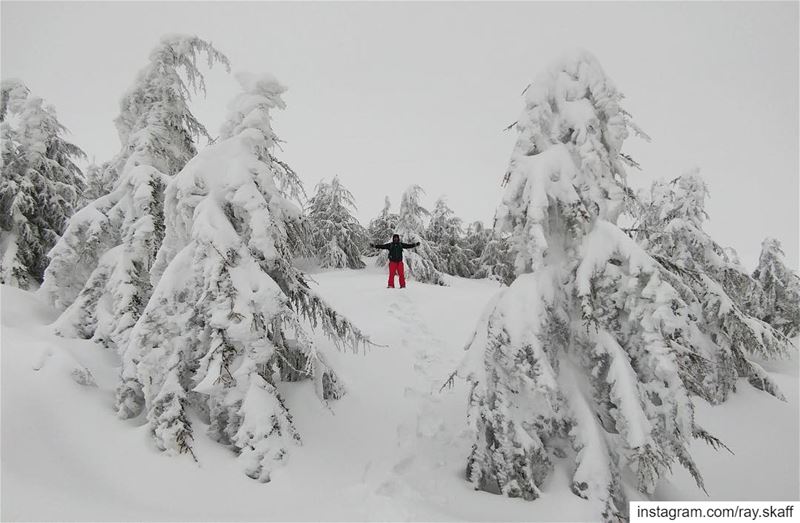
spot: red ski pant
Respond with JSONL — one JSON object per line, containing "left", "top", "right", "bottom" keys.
{"left": 388, "top": 261, "right": 406, "bottom": 288}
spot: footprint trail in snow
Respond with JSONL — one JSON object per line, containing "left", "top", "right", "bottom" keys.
{"left": 372, "top": 289, "right": 466, "bottom": 515}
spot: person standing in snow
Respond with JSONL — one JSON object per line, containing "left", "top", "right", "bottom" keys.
{"left": 370, "top": 234, "right": 420, "bottom": 288}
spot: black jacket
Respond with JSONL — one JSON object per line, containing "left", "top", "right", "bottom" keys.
{"left": 372, "top": 241, "right": 419, "bottom": 262}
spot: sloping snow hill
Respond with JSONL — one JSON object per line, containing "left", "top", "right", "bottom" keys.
{"left": 1, "top": 266, "right": 798, "bottom": 521}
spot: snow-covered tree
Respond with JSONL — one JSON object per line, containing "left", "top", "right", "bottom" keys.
{"left": 219, "top": 72, "right": 310, "bottom": 258}
{"left": 426, "top": 197, "right": 473, "bottom": 277}
{"left": 377, "top": 185, "right": 445, "bottom": 285}
{"left": 634, "top": 172, "right": 792, "bottom": 403}
{"left": 118, "top": 72, "right": 368, "bottom": 482}
{"left": 81, "top": 160, "right": 118, "bottom": 202}
{"left": 113, "top": 36, "right": 229, "bottom": 179}
{"left": 637, "top": 172, "right": 760, "bottom": 308}
{"left": 366, "top": 196, "right": 398, "bottom": 255}
{"left": 40, "top": 35, "right": 229, "bottom": 352}
{"left": 221, "top": 77, "right": 307, "bottom": 204}
{"left": 463, "top": 221, "right": 516, "bottom": 284}
{"left": 472, "top": 231, "right": 515, "bottom": 285}
{"left": 723, "top": 246, "right": 743, "bottom": 268}
{"left": 452, "top": 51, "right": 735, "bottom": 520}
{"left": 1, "top": 79, "right": 85, "bottom": 289}
{"left": 464, "top": 221, "right": 488, "bottom": 257}
{"left": 752, "top": 238, "right": 800, "bottom": 337}
{"left": 307, "top": 176, "right": 367, "bottom": 269}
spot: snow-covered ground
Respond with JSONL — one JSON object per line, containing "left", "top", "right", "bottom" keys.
{"left": 2, "top": 266, "right": 798, "bottom": 521}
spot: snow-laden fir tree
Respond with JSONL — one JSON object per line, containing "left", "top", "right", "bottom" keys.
{"left": 426, "top": 197, "right": 473, "bottom": 277}
{"left": 365, "top": 196, "right": 398, "bottom": 256}
{"left": 634, "top": 172, "right": 792, "bottom": 403}
{"left": 376, "top": 185, "right": 446, "bottom": 285}
{"left": 118, "top": 72, "right": 368, "bottom": 482}
{"left": 463, "top": 220, "right": 516, "bottom": 285}
{"left": 81, "top": 160, "right": 118, "bottom": 203}
{"left": 1, "top": 79, "right": 85, "bottom": 289}
{"left": 472, "top": 231, "right": 515, "bottom": 285}
{"left": 221, "top": 73, "right": 309, "bottom": 258}
{"left": 723, "top": 246, "right": 743, "bottom": 268}
{"left": 637, "top": 172, "right": 760, "bottom": 309}
{"left": 464, "top": 221, "right": 490, "bottom": 261}
{"left": 752, "top": 237, "right": 800, "bottom": 338}
{"left": 306, "top": 176, "right": 367, "bottom": 269}
{"left": 40, "top": 35, "right": 229, "bottom": 352}
{"left": 452, "top": 51, "right": 732, "bottom": 521}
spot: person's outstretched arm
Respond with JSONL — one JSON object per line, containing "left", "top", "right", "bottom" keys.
{"left": 401, "top": 241, "right": 421, "bottom": 248}
{"left": 371, "top": 242, "right": 390, "bottom": 249}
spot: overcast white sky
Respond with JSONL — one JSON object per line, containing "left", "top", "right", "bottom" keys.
{"left": 2, "top": 1, "right": 797, "bottom": 269}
